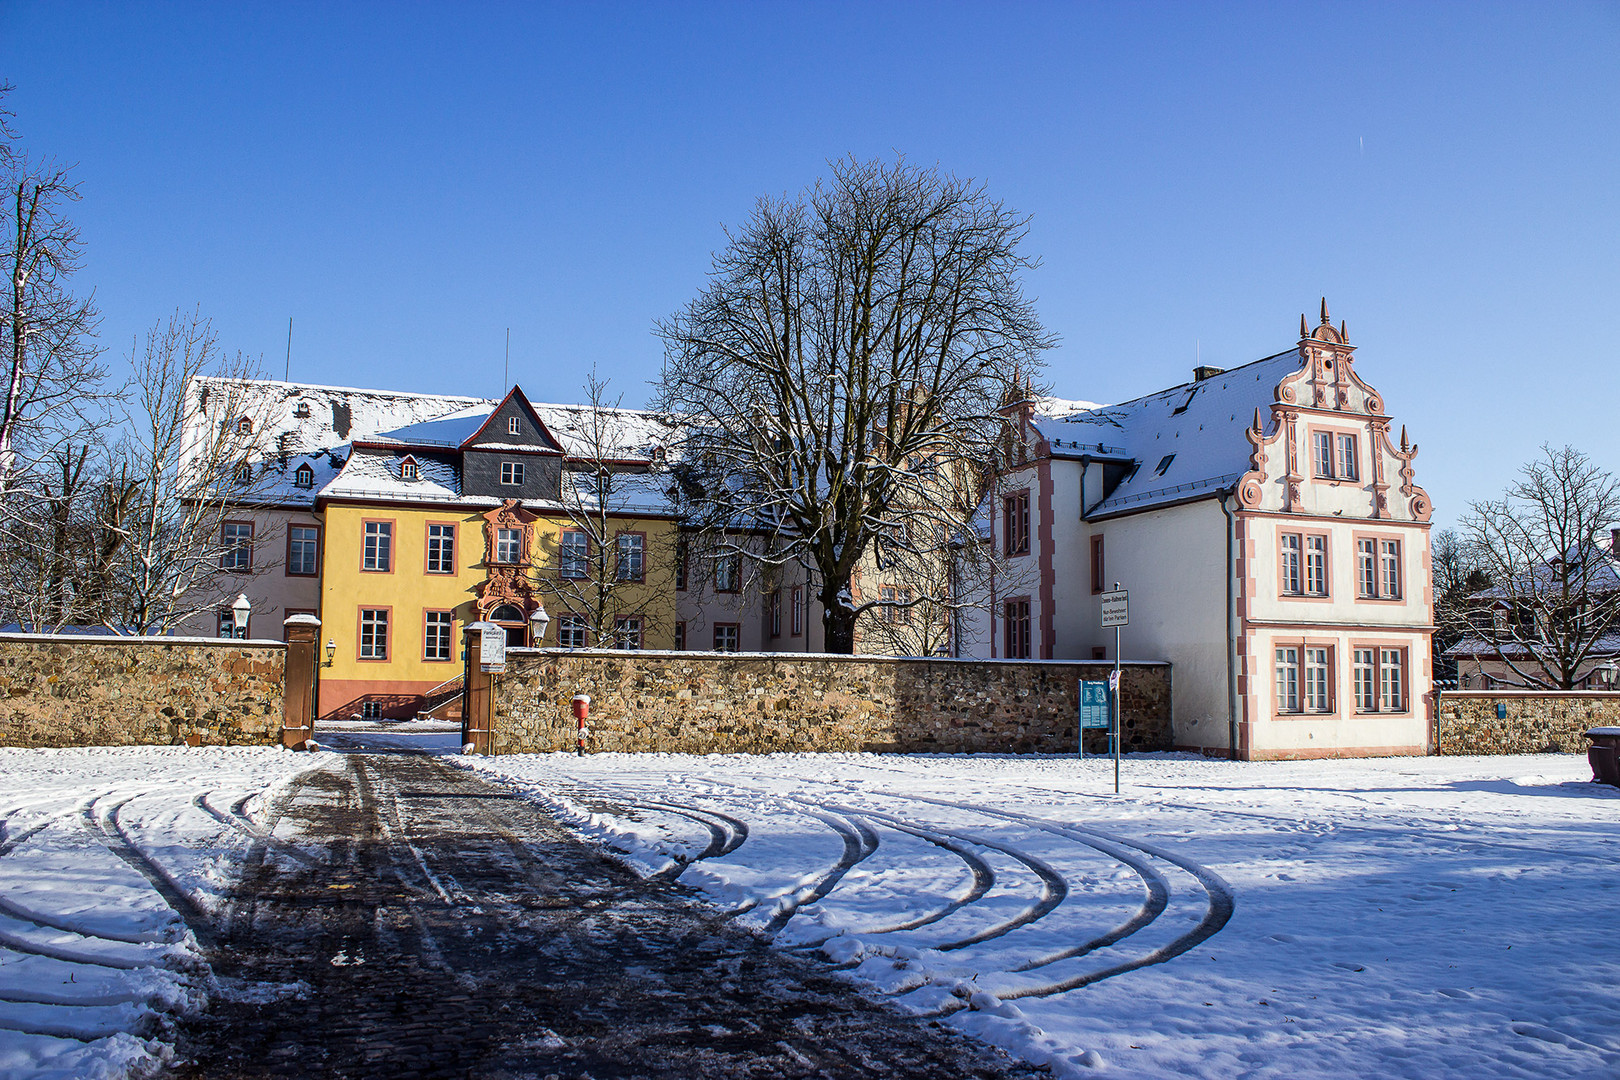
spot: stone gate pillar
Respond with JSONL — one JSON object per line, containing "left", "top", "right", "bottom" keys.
{"left": 281, "top": 614, "right": 320, "bottom": 750}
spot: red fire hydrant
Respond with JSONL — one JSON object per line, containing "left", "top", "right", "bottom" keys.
{"left": 572, "top": 694, "right": 591, "bottom": 756}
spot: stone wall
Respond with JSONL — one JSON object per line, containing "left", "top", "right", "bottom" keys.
{"left": 1435, "top": 690, "right": 1620, "bottom": 755}
{"left": 0, "top": 634, "right": 287, "bottom": 748}
{"left": 487, "top": 650, "right": 1171, "bottom": 755}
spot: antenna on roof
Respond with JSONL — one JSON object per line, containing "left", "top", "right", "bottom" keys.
{"left": 284, "top": 317, "right": 292, "bottom": 381}
{"left": 504, "top": 328, "right": 510, "bottom": 392}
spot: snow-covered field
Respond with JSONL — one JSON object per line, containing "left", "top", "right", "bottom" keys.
{"left": 460, "top": 749, "right": 1620, "bottom": 1080}
{"left": 0, "top": 746, "right": 320, "bottom": 1080}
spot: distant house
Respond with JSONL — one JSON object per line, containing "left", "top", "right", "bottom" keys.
{"left": 962, "top": 304, "right": 1435, "bottom": 759}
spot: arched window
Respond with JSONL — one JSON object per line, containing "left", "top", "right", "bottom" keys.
{"left": 490, "top": 604, "right": 523, "bottom": 622}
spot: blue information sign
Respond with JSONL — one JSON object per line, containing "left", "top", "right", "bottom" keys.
{"left": 1079, "top": 681, "right": 1111, "bottom": 729}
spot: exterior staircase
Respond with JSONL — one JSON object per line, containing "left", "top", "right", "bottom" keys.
{"left": 417, "top": 675, "right": 464, "bottom": 723}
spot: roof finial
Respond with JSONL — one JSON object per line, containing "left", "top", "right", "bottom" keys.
{"left": 1340, "top": 320, "right": 1347, "bottom": 342}
{"left": 1400, "top": 425, "right": 1408, "bottom": 452}
{"left": 1253, "top": 406, "right": 1265, "bottom": 433}
{"left": 1320, "top": 297, "right": 1331, "bottom": 326}
{"left": 1300, "top": 313, "right": 1308, "bottom": 338}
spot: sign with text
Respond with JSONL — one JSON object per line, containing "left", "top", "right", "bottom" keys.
{"left": 1100, "top": 589, "right": 1129, "bottom": 628}
{"left": 1079, "top": 681, "right": 1111, "bottom": 730}
{"left": 479, "top": 623, "right": 507, "bottom": 673}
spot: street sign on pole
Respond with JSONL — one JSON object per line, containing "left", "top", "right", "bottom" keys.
{"left": 1100, "top": 589, "right": 1129, "bottom": 627}
{"left": 479, "top": 623, "right": 507, "bottom": 674}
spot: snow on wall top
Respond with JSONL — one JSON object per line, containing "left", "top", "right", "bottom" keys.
{"left": 1035, "top": 349, "right": 1302, "bottom": 517}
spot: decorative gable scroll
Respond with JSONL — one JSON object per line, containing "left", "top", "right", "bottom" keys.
{"left": 476, "top": 500, "right": 539, "bottom": 619}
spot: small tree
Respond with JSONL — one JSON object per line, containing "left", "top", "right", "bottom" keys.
{"left": 99, "top": 309, "right": 274, "bottom": 634}
{"left": 533, "top": 371, "right": 677, "bottom": 647}
{"left": 1458, "top": 445, "right": 1620, "bottom": 689}
{"left": 1430, "top": 527, "right": 1491, "bottom": 680}
{"left": 656, "top": 157, "right": 1053, "bottom": 653}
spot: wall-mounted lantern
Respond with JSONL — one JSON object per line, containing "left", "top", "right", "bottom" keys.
{"left": 325, "top": 638, "right": 337, "bottom": 666}
{"left": 230, "top": 593, "right": 252, "bottom": 639}
{"left": 529, "top": 604, "right": 551, "bottom": 645}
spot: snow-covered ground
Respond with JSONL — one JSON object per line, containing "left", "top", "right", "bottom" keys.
{"left": 0, "top": 745, "right": 322, "bottom": 1080}
{"left": 459, "top": 750, "right": 1620, "bottom": 1080}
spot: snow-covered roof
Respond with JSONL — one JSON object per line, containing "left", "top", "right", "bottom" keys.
{"left": 1036, "top": 350, "right": 1302, "bottom": 518}
{"left": 1446, "top": 632, "right": 1620, "bottom": 659}
{"left": 368, "top": 406, "right": 497, "bottom": 449}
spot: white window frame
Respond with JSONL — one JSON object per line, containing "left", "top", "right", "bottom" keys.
{"left": 507, "top": 416, "right": 520, "bottom": 435}
{"left": 359, "top": 609, "right": 389, "bottom": 660}
{"left": 615, "top": 533, "right": 645, "bottom": 582}
{"left": 1303, "top": 646, "right": 1331, "bottom": 712}
{"left": 363, "top": 521, "right": 392, "bottom": 572}
{"left": 557, "top": 613, "right": 589, "bottom": 649}
{"left": 424, "top": 611, "right": 454, "bottom": 661}
{"left": 220, "top": 521, "right": 254, "bottom": 572}
{"left": 288, "top": 525, "right": 319, "bottom": 576}
{"left": 614, "top": 616, "right": 643, "bottom": 649}
{"left": 559, "top": 530, "right": 588, "bottom": 578}
{"left": 1305, "top": 535, "right": 1328, "bottom": 597}
{"left": 1380, "top": 540, "right": 1402, "bottom": 599}
{"left": 713, "top": 623, "right": 740, "bottom": 652}
{"left": 1353, "top": 648, "right": 1378, "bottom": 712}
{"left": 1275, "top": 647, "right": 1300, "bottom": 712}
{"left": 1336, "top": 433, "right": 1358, "bottom": 481}
{"left": 1313, "top": 431, "right": 1334, "bottom": 478}
{"left": 496, "top": 527, "right": 523, "bottom": 565}
{"left": 1280, "top": 533, "right": 1302, "bottom": 595}
{"left": 426, "top": 523, "right": 455, "bottom": 574}
{"left": 1380, "top": 649, "right": 1406, "bottom": 711}
{"left": 500, "top": 460, "right": 524, "bottom": 486}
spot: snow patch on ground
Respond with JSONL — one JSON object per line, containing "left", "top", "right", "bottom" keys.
{"left": 460, "top": 750, "right": 1620, "bottom": 1080}
{"left": 0, "top": 745, "right": 328, "bottom": 1079}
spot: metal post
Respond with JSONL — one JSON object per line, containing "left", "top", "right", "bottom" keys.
{"left": 1113, "top": 621, "right": 1121, "bottom": 795}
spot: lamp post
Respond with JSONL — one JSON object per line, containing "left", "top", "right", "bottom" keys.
{"left": 230, "top": 593, "right": 251, "bottom": 639}
{"left": 1598, "top": 660, "right": 1618, "bottom": 690}
{"left": 529, "top": 604, "right": 551, "bottom": 646}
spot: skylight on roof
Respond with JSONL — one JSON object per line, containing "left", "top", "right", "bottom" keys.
{"left": 1154, "top": 454, "right": 1176, "bottom": 476}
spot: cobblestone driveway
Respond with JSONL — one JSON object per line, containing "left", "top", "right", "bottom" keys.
{"left": 175, "top": 750, "right": 1050, "bottom": 1079}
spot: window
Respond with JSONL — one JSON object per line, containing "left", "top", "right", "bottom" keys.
{"left": 1354, "top": 648, "right": 1378, "bottom": 712}
{"left": 496, "top": 527, "right": 524, "bottom": 564}
{"left": 1357, "top": 539, "right": 1378, "bottom": 597}
{"left": 360, "top": 701, "right": 382, "bottom": 719}
{"left": 1313, "top": 431, "right": 1334, "bottom": 478}
{"left": 791, "top": 586, "right": 804, "bottom": 636}
{"left": 424, "top": 611, "right": 454, "bottom": 661}
{"left": 557, "top": 613, "right": 589, "bottom": 649}
{"left": 1275, "top": 647, "right": 1300, "bottom": 712}
{"left": 426, "top": 523, "right": 456, "bottom": 574}
{"left": 220, "top": 521, "right": 254, "bottom": 571}
{"left": 769, "top": 589, "right": 782, "bottom": 638}
{"left": 294, "top": 401, "right": 310, "bottom": 418}
{"left": 507, "top": 416, "right": 520, "bottom": 435}
{"left": 715, "top": 553, "right": 739, "bottom": 593}
{"left": 500, "top": 460, "right": 524, "bottom": 485}
{"left": 614, "top": 616, "right": 643, "bottom": 649}
{"left": 1303, "top": 647, "right": 1331, "bottom": 712}
{"left": 675, "top": 538, "right": 688, "bottom": 590}
{"left": 359, "top": 608, "right": 389, "bottom": 660}
{"left": 1090, "top": 535, "right": 1105, "bottom": 594}
{"left": 674, "top": 621, "right": 686, "bottom": 651}
{"left": 236, "top": 416, "right": 253, "bottom": 435}
{"left": 1380, "top": 649, "right": 1406, "bottom": 711}
{"left": 400, "top": 458, "right": 419, "bottom": 481}
{"left": 559, "top": 530, "right": 588, "bottom": 578}
{"left": 216, "top": 609, "right": 244, "bottom": 638}
{"left": 616, "top": 533, "right": 645, "bottom": 582}
{"left": 1153, "top": 453, "right": 1175, "bottom": 477}
{"left": 879, "top": 586, "right": 912, "bottom": 624}
{"left": 362, "top": 521, "right": 392, "bottom": 571}
{"left": 1305, "top": 535, "right": 1328, "bottom": 596}
{"left": 1003, "top": 492, "right": 1030, "bottom": 556}
{"left": 713, "top": 623, "right": 740, "bottom": 652}
{"left": 1336, "top": 434, "right": 1358, "bottom": 481}
{"left": 287, "top": 525, "right": 319, "bottom": 576}
{"left": 1280, "top": 533, "right": 1302, "bottom": 595}
{"left": 1004, "top": 599, "right": 1031, "bottom": 659}
{"left": 1380, "top": 540, "right": 1402, "bottom": 599}
{"left": 235, "top": 462, "right": 253, "bottom": 485}
{"left": 294, "top": 463, "right": 314, "bottom": 489}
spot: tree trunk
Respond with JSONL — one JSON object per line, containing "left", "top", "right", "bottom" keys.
{"left": 820, "top": 583, "right": 858, "bottom": 654}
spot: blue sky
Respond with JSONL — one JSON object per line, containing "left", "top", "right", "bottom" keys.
{"left": 3, "top": 1, "right": 1616, "bottom": 528}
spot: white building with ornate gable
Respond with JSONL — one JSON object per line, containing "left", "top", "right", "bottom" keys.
{"left": 964, "top": 303, "right": 1434, "bottom": 759}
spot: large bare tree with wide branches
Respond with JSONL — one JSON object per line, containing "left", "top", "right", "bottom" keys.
{"left": 656, "top": 157, "right": 1052, "bottom": 653}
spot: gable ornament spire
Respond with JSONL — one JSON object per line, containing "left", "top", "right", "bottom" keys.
{"left": 1320, "top": 297, "right": 1331, "bottom": 326}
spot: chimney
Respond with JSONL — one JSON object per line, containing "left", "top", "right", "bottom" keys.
{"left": 1193, "top": 365, "right": 1225, "bottom": 382}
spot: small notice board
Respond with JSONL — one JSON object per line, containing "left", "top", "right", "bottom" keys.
{"left": 1100, "top": 589, "right": 1129, "bottom": 628}
{"left": 480, "top": 624, "right": 507, "bottom": 674}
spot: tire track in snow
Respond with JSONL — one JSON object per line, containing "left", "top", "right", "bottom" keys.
{"left": 81, "top": 793, "right": 216, "bottom": 949}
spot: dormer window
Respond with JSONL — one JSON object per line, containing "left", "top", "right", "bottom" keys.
{"left": 501, "top": 461, "right": 524, "bottom": 486}
{"left": 235, "top": 462, "right": 253, "bottom": 484}
{"left": 507, "top": 416, "right": 520, "bottom": 435}
{"left": 236, "top": 416, "right": 254, "bottom": 435}
{"left": 294, "top": 401, "right": 311, "bottom": 418}
{"left": 400, "top": 457, "right": 420, "bottom": 482}
{"left": 294, "top": 463, "right": 314, "bottom": 489}
{"left": 652, "top": 446, "right": 667, "bottom": 463}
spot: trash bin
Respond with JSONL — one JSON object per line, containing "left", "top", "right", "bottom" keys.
{"left": 1584, "top": 727, "right": 1620, "bottom": 786}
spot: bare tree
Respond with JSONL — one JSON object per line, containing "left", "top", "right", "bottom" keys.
{"left": 1430, "top": 527, "right": 1491, "bottom": 680}
{"left": 98, "top": 309, "right": 274, "bottom": 634}
{"left": 655, "top": 157, "right": 1053, "bottom": 653}
{"left": 1, "top": 89, "right": 109, "bottom": 489}
{"left": 1458, "top": 445, "right": 1620, "bottom": 689}
{"left": 534, "top": 371, "right": 677, "bottom": 648}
